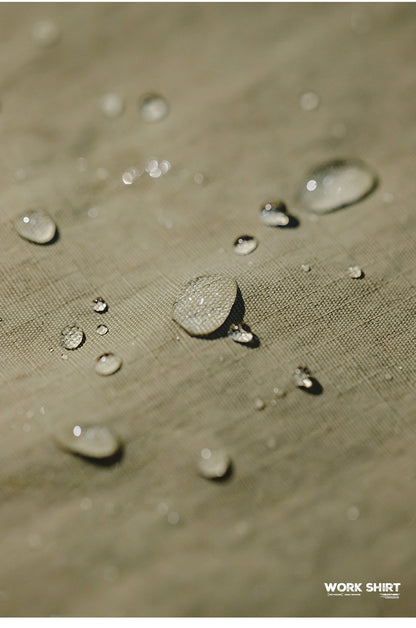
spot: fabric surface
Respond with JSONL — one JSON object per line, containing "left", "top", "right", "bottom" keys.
{"left": 1, "top": 1, "right": 416, "bottom": 617}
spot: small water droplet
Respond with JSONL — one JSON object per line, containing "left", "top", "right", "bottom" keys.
{"left": 385, "top": 372, "right": 393, "bottom": 381}
{"left": 301, "top": 263, "right": 311, "bottom": 272}
{"left": 198, "top": 448, "right": 231, "bottom": 480}
{"left": 347, "top": 265, "right": 363, "bottom": 279}
{"left": 254, "top": 397, "right": 265, "bottom": 411}
{"left": 122, "top": 168, "right": 140, "bottom": 185}
{"left": 32, "top": 20, "right": 61, "bottom": 47}
{"left": 96, "top": 324, "right": 108, "bottom": 336}
{"left": 259, "top": 200, "right": 290, "bottom": 227}
{"left": 299, "top": 159, "right": 378, "bottom": 214}
{"left": 60, "top": 325, "right": 85, "bottom": 350}
{"left": 95, "top": 353, "right": 122, "bottom": 376}
{"left": 300, "top": 91, "right": 320, "bottom": 111}
{"left": 193, "top": 172, "right": 205, "bottom": 185}
{"left": 233, "top": 235, "right": 258, "bottom": 256}
{"left": 346, "top": 505, "right": 360, "bottom": 521}
{"left": 61, "top": 353, "right": 68, "bottom": 360}
{"left": 228, "top": 323, "right": 253, "bottom": 344}
{"left": 88, "top": 207, "right": 99, "bottom": 218}
{"left": 99, "top": 93, "right": 124, "bottom": 118}
{"left": 293, "top": 367, "right": 313, "bottom": 389}
{"left": 55, "top": 424, "right": 120, "bottom": 459}
{"left": 93, "top": 297, "right": 108, "bottom": 313}
{"left": 273, "top": 387, "right": 287, "bottom": 399}
{"left": 15, "top": 209, "right": 56, "bottom": 244}
{"left": 172, "top": 275, "right": 238, "bottom": 336}
{"left": 139, "top": 93, "right": 169, "bottom": 123}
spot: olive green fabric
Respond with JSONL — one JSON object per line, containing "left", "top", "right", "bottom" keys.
{"left": 1, "top": 2, "right": 416, "bottom": 617}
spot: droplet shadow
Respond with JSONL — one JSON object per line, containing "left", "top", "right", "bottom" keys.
{"left": 77, "top": 445, "right": 124, "bottom": 467}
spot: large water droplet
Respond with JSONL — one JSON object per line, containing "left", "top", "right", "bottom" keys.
{"left": 172, "top": 275, "right": 237, "bottom": 336}
{"left": 56, "top": 424, "right": 120, "bottom": 459}
{"left": 95, "top": 353, "right": 122, "bottom": 376}
{"left": 93, "top": 297, "right": 108, "bottom": 313}
{"left": 198, "top": 448, "right": 231, "bottom": 480}
{"left": 60, "top": 325, "right": 85, "bottom": 350}
{"left": 259, "top": 201, "right": 290, "bottom": 227}
{"left": 32, "top": 20, "right": 61, "bottom": 47}
{"left": 15, "top": 209, "right": 57, "bottom": 244}
{"left": 99, "top": 93, "right": 124, "bottom": 118}
{"left": 139, "top": 93, "right": 169, "bottom": 123}
{"left": 233, "top": 235, "right": 258, "bottom": 255}
{"left": 299, "top": 159, "right": 377, "bottom": 214}
{"left": 293, "top": 367, "right": 313, "bottom": 389}
{"left": 228, "top": 323, "right": 253, "bottom": 344}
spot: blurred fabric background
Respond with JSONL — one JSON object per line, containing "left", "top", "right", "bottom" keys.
{"left": 1, "top": 2, "right": 416, "bottom": 617}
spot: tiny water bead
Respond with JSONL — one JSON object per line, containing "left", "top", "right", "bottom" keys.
{"left": 300, "top": 91, "right": 320, "bottom": 111}
{"left": 293, "top": 367, "right": 313, "bottom": 389}
{"left": 298, "top": 158, "right": 378, "bottom": 214}
{"left": 347, "top": 265, "right": 364, "bottom": 279}
{"left": 15, "top": 209, "right": 57, "bottom": 244}
{"left": 172, "top": 275, "right": 238, "bottom": 336}
{"left": 95, "top": 353, "right": 122, "bottom": 376}
{"left": 139, "top": 93, "right": 169, "bottom": 123}
{"left": 145, "top": 158, "right": 171, "bottom": 179}
{"left": 122, "top": 168, "right": 141, "bottom": 185}
{"left": 301, "top": 263, "right": 311, "bottom": 272}
{"left": 96, "top": 324, "right": 108, "bottom": 336}
{"left": 259, "top": 200, "right": 290, "bottom": 227}
{"left": 233, "top": 235, "right": 258, "bottom": 256}
{"left": 56, "top": 424, "right": 120, "bottom": 459}
{"left": 93, "top": 297, "right": 108, "bottom": 313}
{"left": 228, "top": 323, "right": 253, "bottom": 344}
{"left": 254, "top": 397, "right": 265, "bottom": 411}
{"left": 197, "top": 448, "right": 231, "bottom": 480}
{"left": 32, "top": 20, "right": 61, "bottom": 47}
{"left": 99, "top": 93, "right": 124, "bottom": 118}
{"left": 60, "top": 325, "right": 85, "bottom": 350}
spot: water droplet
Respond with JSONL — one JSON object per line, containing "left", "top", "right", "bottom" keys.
{"left": 299, "top": 159, "right": 378, "bottom": 214}
{"left": 301, "top": 263, "right": 311, "bottom": 272}
{"left": 88, "top": 207, "right": 99, "bottom": 218}
{"left": 233, "top": 235, "right": 258, "bottom": 256}
{"left": 95, "top": 353, "right": 122, "bottom": 376}
{"left": 259, "top": 200, "right": 290, "bottom": 227}
{"left": 122, "top": 168, "right": 140, "bottom": 185}
{"left": 254, "top": 397, "right": 265, "bottom": 411}
{"left": 60, "top": 325, "right": 85, "bottom": 350}
{"left": 55, "top": 424, "right": 120, "bottom": 459}
{"left": 347, "top": 265, "right": 363, "bottom": 279}
{"left": 385, "top": 373, "right": 393, "bottom": 381}
{"left": 300, "top": 91, "right": 320, "bottom": 111}
{"left": 193, "top": 172, "right": 205, "bottom": 185}
{"left": 273, "top": 386, "right": 287, "bottom": 399}
{"left": 293, "top": 367, "right": 313, "bottom": 389}
{"left": 139, "top": 93, "right": 169, "bottom": 123}
{"left": 228, "top": 323, "right": 253, "bottom": 344}
{"left": 99, "top": 93, "right": 124, "bottom": 118}
{"left": 15, "top": 209, "right": 56, "bottom": 244}
{"left": 172, "top": 275, "right": 237, "bottom": 336}
{"left": 32, "top": 20, "right": 61, "bottom": 47}
{"left": 198, "top": 448, "right": 231, "bottom": 480}
{"left": 93, "top": 297, "right": 108, "bottom": 313}
{"left": 96, "top": 324, "right": 108, "bottom": 336}
{"left": 346, "top": 505, "right": 360, "bottom": 521}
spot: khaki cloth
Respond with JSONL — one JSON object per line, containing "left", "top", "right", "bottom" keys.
{"left": 1, "top": 2, "right": 416, "bottom": 617}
